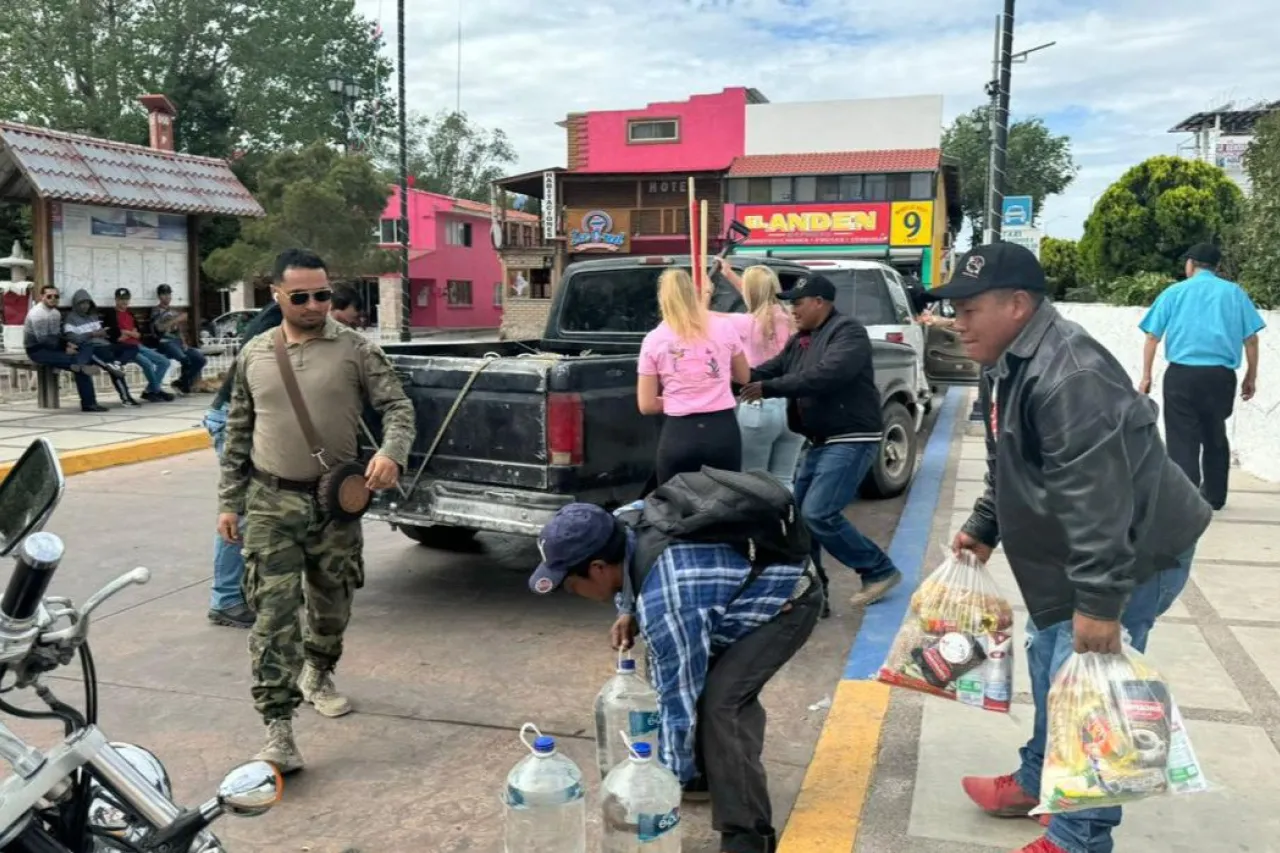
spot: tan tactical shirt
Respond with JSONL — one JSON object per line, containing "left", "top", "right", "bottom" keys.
{"left": 217, "top": 318, "right": 416, "bottom": 514}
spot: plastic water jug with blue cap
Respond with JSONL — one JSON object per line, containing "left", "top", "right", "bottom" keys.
{"left": 601, "top": 734, "right": 682, "bottom": 852}
{"left": 594, "top": 650, "right": 660, "bottom": 779}
{"left": 503, "top": 723, "right": 586, "bottom": 853}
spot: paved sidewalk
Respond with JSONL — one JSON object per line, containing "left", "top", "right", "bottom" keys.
{"left": 850, "top": 404, "right": 1280, "bottom": 852}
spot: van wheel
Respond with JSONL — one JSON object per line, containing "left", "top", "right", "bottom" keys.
{"left": 863, "top": 401, "right": 919, "bottom": 499}
{"left": 399, "top": 524, "right": 482, "bottom": 551}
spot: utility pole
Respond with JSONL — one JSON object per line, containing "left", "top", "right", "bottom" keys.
{"left": 397, "top": 0, "right": 410, "bottom": 342}
{"left": 982, "top": 0, "right": 1055, "bottom": 245}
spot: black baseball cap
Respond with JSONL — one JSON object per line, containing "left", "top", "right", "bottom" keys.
{"left": 1182, "top": 243, "right": 1221, "bottom": 266}
{"left": 156, "top": 284, "right": 172, "bottom": 295}
{"left": 114, "top": 287, "right": 131, "bottom": 299}
{"left": 778, "top": 274, "right": 837, "bottom": 302}
{"left": 926, "top": 242, "right": 1047, "bottom": 301}
{"left": 528, "top": 503, "right": 618, "bottom": 595}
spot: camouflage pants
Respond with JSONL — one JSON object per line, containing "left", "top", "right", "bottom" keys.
{"left": 241, "top": 479, "right": 366, "bottom": 722}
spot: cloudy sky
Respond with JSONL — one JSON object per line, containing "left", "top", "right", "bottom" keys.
{"left": 353, "top": 0, "right": 1274, "bottom": 241}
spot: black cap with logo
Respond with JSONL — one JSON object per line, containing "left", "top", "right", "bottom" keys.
{"left": 926, "top": 242, "right": 1047, "bottom": 302}
{"left": 114, "top": 287, "right": 131, "bottom": 300}
{"left": 777, "top": 274, "right": 837, "bottom": 302}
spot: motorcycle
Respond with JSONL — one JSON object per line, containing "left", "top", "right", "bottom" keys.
{"left": 0, "top": 437, "right": 283, "bottom": 852}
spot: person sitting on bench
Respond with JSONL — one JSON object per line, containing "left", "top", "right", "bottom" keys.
{"left": 64, "top": 289, "right": 138, "bottom": 407}
{"left": 150, "top": 283, "right": 207, "bottom": 394}
{"left": 22, "top": 284, "right": 104, "bottom": 412}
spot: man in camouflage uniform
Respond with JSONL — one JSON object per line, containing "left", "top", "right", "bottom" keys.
{"left": 216, "top": 248, "right": 415, "bottom": 773}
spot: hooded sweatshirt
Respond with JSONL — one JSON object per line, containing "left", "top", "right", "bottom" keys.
{"left": 63, "top": 289, "right": 108, "bottom": 348}
{"left": 23, "top": 300, "right": 64, "bottom": 352}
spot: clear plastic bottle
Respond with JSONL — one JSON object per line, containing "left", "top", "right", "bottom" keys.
{"left": 601, "top": 741, "right": 683, "bottom": 852}
{"left": 503, "top": 724, "right": 587, "bottom": 853}
{"left": 594, "top": 654, "right": 661, "bottom": 780}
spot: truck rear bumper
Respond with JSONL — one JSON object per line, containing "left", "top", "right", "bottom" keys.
{"left": 366, "top": 480, "right": 574, "bottom": 537}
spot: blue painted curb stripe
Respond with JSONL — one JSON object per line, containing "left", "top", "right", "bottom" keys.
{"left": 843, "top": 386, "right": 963, "bottom": 680}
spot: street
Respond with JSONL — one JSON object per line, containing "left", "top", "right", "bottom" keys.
{"left": 2, "top": 443, "right": 920, "bottom": 853}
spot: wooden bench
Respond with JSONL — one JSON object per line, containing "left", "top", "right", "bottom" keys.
{"left": 0, "top": 354, "right": 61, "bottom": 409}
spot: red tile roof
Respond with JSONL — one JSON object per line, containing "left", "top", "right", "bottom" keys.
{"left": 0, "top": 120, "right": 263, "bottom": 217}
{"left": 727, "top": 148, "right": 941, "bottom": 177}
{"left": 451, "top": 195, "right": 539, "bottom": 222}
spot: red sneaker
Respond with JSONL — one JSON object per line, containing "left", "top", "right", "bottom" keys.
{"left": 1012, "top": 836, "right": 1067, "bottom": 853}
{"left": 961, "top": 773, "right": 1037, "bottom": 817}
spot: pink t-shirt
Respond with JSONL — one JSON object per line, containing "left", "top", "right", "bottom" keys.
{"left": 722, "top": 308, "right": 792, "bottom": 367}
{"left": 638, "top": 315, "right": 742, "bottom": 417}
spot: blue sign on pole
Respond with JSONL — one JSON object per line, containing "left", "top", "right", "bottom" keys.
{"left": 1002, "top": 195, "right": 1033, "bottom": 228}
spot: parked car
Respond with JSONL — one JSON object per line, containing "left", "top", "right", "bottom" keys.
{"left": 201, "top": 309, "right": 261, "bottom": 344}
{"left": 356, "top": 255, "right": 950, "bottom": 551}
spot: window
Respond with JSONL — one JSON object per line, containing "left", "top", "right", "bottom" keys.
{"left": 863, "top": 174, "right": 887, "bottom": 201}
{"left": 628, "top": 119, "right": 679, "bottom": 142}
{"left": 839, "top": 175, "right": 864, "bottom": 201}
{"left": 825, "top": 269, "right": 900, "bottom": 326}
{"left": 793, "top": 176, "right": 817, "bottom": 202}
{"left": 746, "top": 178, "right": 771, "bottom": 203}
{"left": 446, "top": 280, "right": 473, "bottom": 306}
{"left": 816, "top": 176, "right": 842, "bottom": 202}
{"left": 727, "top": 179, "right": 750, "bottom": 204}
{"left": 493, "top": 282, "right": 503, "bottom": 307}
{"left": 557, "top": 268, "right": 666, "bottom": 334}
{"left": 887, "top": 173, "right": 914, "bottom": 201}
{"left": 910, "top": 172, "right": 934, "bottom": 200}
{"left": 769, "top": 177, "right": 793, "bottom": 202}
{"left": 379, "top": 218, "right": 403, "bottom": 244}
{"left": 446, "top": 221, "right": 473, "bottom": 247}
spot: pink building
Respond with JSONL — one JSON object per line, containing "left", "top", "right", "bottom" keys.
{"left": 376, "top": 187, "right": 537, "bottom": 330}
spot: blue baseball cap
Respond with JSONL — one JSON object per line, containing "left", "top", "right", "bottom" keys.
{"left": 529, "top": 503, "right": 617, "bottom": 595}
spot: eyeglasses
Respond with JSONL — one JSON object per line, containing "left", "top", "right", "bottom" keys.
{"left": 285, "top": 289, "right": 333, "bottom": 306}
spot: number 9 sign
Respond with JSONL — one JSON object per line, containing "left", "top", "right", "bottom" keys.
{"left": 891, "top": 202, "right": 934, "bottom": 247}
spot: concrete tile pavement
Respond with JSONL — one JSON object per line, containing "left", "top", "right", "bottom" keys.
{"left": 848, "top": 404, "right": 1280, "bottom": 853}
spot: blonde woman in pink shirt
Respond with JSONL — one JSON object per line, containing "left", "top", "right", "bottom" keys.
{"left": 714, "top": 261, "right": 805, "bottom": 489}
{"left": 638, "top": 268, "right": 750, "bottom": 483}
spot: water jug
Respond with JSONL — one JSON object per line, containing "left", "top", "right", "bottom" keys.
{"left": 503, "top": 723, "right": 587, "bottom": 853}
{"left": 601, "top": 739, "right": 682, "bottom": 852}
{"left": 594, "top": 652, "right": 660, "bottom": 779}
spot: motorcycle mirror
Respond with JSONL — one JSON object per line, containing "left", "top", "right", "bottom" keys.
{"left": 0, "top": 438, "right": 65, "bottom": 557}
{"left": 216, "top": 760, "right": 283, "bottom": 817}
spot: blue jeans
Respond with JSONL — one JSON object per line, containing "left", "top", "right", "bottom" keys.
{"left": 1014, "top": 549, "right": 1195, "bottom": 853}
{"left": 118, "top": 345, "right": 173, "bottom": 393}
{"left": 737, "top": 399, "right": 806, "bottom": 490}
{"left": 157, "top": 339, "right": 206, "bottom": 391}
{"left": 204, "top": 405, "right": 245, "bottom": 610}
{"left": 792, "top": 442, "right": 897, "bottom": 580}
{"left": 26, "top": 346, "right": 98, "bottom": 407}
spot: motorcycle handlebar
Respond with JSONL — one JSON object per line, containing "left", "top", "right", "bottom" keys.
{"left": 0, "top": 533, "right": 64, "bottom": 624}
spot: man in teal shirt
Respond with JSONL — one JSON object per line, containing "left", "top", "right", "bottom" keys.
{"left": 1139, "top": 243, "right": 1264, "bottom": 509}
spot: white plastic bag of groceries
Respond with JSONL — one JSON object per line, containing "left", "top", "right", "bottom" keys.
{"left": 1032, "top": 647, "right": 1211, "bottom": 816}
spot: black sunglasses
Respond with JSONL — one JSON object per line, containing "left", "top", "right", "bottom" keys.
{"left": 285, "top": 289, "right": 333, "bottom": 306}
{"left": 43, "top": 293, "right": 60, "bottom": 301}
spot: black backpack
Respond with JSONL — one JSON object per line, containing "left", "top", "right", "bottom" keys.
{"left": 618, "top": 467, "right": 812, "bottom": 597}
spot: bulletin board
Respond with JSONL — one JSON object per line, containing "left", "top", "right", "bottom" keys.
{"left": 49, "top": 202, "right": 189, "bottom": 306}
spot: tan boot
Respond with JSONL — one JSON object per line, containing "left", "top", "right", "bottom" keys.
{"left": 299, "top": 662, "right": 353, "bottom": 717}
{"left": 849, "top": 569, "right": 903, "bottom": 608}
{"left": 254, "top": 719, "right": 304, "bottom": 774}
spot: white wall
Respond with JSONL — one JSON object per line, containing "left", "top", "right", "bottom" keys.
{"left": 744, "top": 95, "right": 944, "bottom": 155}
{"left": 1056, "top": 304, "right": 1278, "bottom": 483}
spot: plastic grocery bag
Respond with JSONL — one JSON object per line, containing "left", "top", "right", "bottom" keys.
{"left": 1033, "top": 648, "right": 1210, "bottom": 815}
{"left": 876, "top": 550, "right": 1016, "bottom": 712}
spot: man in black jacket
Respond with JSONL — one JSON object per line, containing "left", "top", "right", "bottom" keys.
{"left": 934, "top": 243, "right": 1211, "bottom": 853}
{"left": 739, "top": 275, "right": 902, "bottom": 611}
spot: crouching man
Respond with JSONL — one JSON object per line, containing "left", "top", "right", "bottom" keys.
{"left": 529, "top": 490, "right": 820, "bottom": 853}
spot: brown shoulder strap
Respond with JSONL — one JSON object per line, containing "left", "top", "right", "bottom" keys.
{"left": 272, "top": 328, "right": 327, "bottom": 466}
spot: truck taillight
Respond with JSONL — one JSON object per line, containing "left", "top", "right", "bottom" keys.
{"left": 547, "top": 392, "right": 584, "bottom": 466}
{"left": 886, "top": 332, "right": 905, "bottom": 343}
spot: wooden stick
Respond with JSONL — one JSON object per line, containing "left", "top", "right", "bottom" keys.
{"left": 688, "top": 177, "right": 700, "bottom": 293}
{"left": 699, "top": 199, "right": 709, "bottom": 293}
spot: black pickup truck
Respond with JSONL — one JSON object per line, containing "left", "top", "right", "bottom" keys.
{"left": 362, "top": 255, "right": 924, "bottom": 549}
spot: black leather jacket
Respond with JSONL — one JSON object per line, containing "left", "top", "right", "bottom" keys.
{"left": 962, "top": 301, "right": 1212, "bottom": 628}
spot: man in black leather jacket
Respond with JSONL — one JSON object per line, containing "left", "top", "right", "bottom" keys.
{"left": 928, "top": 243, "right": 1212, "bottom": 853}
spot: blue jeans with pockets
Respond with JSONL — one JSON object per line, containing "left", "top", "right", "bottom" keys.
{"left": 1014, "top": 548, "right": 1195, "bottom": 853}
{"left": 204, "top": 404, "right": 246, "bottom": 610}
{"left": 792, "top": 442, "right": 897, "bottom": 581}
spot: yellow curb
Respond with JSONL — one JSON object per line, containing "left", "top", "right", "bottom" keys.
{"left": 777, "top": 680, "right": 892, "bottom": 853}
{"left": 0, "top": 429, "right": 211, "bottom": 480}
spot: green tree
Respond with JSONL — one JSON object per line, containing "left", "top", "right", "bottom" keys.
{"left": 520, "top": 195, "right": 543, "bottom": 218}
{"left": 1237, "top": 112, "right": 1280, "bottom": 308}
{"left": 383, "top": 111, "right": 517, "bottom": 203}
{"left": 1079, "top": 155, "right": 1245, "bottom": 284}
{"left": 1039, "top": 237, "right": 1080, "bottom": 300}
{"left": 203, "top": 142, "right": 393, "bottom": 284}
{"left": 0, "top": 205, "right": 32, "bottom": 261}
{"left": 941, "top": 107, "right": 1079, "bottom": 244}
{"left": 0, "top": 0, "right": 392, "bottom": 156}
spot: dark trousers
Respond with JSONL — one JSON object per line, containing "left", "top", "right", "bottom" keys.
{"left": 26, "top": 346, "right": 97, "bottom": 408}
{"left": 697, "top": 584, "right": 821, "bottom": 853}
{"left": 1163, "top": 363, "right": 1236, "bottom": 508}
{"left": 156, "top": 339, "right": 207, "bottom": 391}
{"left": 655, "top": 408, "right": 743, "bottom": 484}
